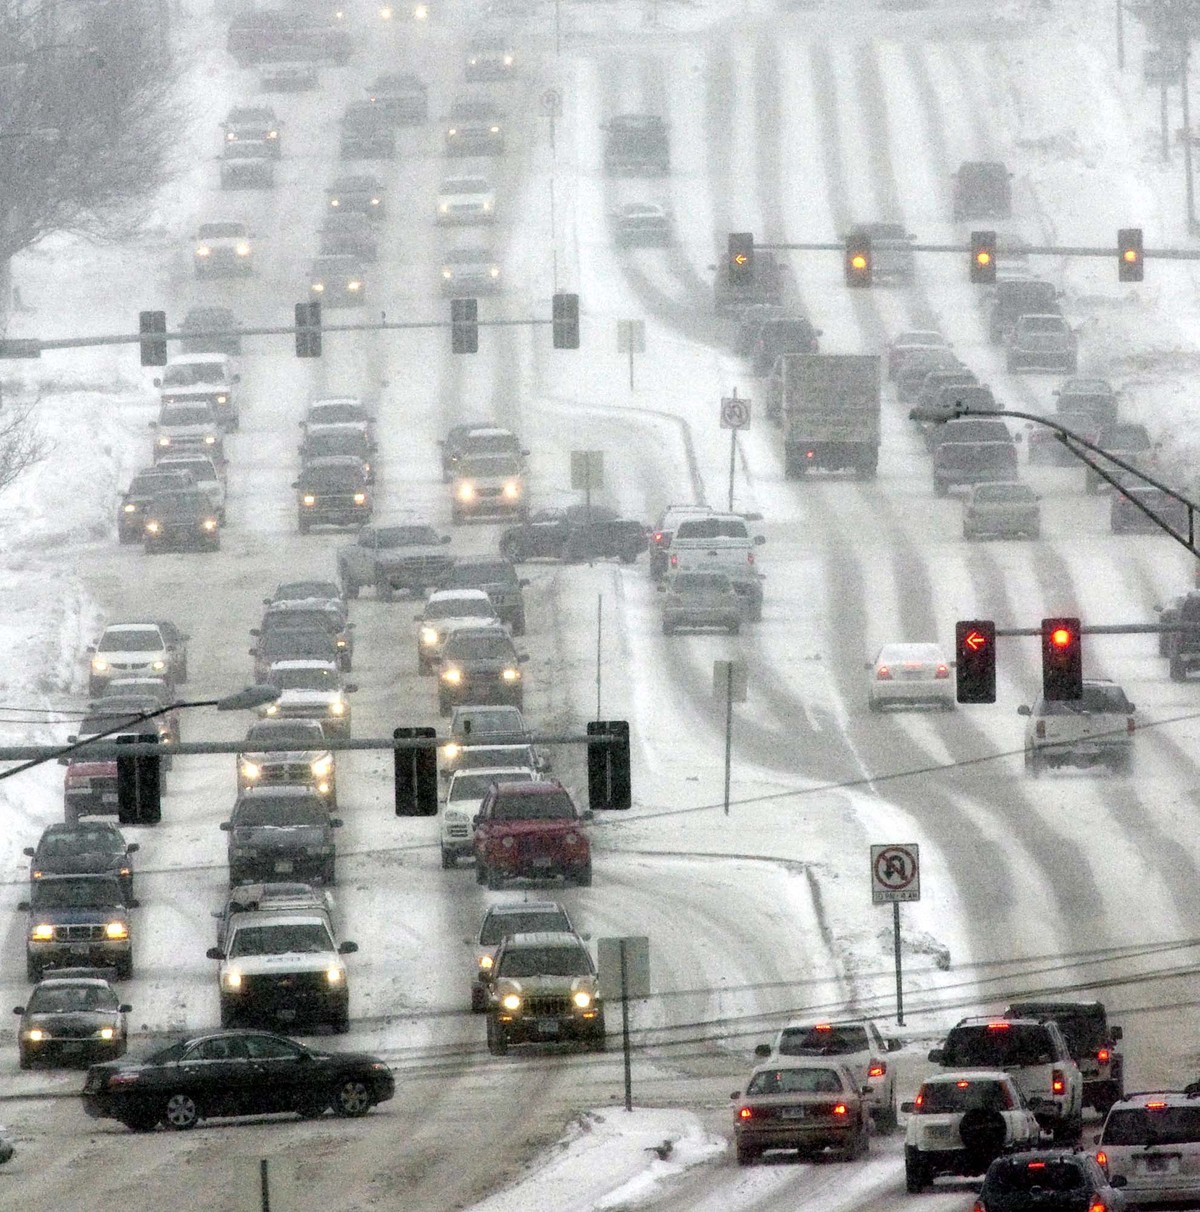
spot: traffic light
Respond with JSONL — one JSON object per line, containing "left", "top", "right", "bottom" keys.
{"left": 586, "top": 720, "right": 631, "bottom": 810}
{"left": 138, "top": 310, "right": 167, "bottom": 367}
{"left": 450, "top": 297, "right": 478, "bottom": 354}
{"left": 954, "top": 619, "right": 996, "bottom": 704}
{"left": 728, "top": 232, "right": 754, "bottom": 287}
{"left": 970, "top": 231, "right": 997, "bottom": 284}
{"left": 1041, "top": 617, "right": 1083, "bottom": 701}
{"left": 116, "top": 732, "right": 161, "bottom": 825}
{"left": 295, "top": 300, "right": 322, "bottom": 357}
{"left": 1118, "top": 227, "right": 1144, "bottom": 282}
{"left": 844, "top": 235, "right": 871, "bottom": 287}
{"left": 552, "top": 291, "right": 580, "bottom": 349}
{"left": 394, "top": 726, "right": 438, "bottom": 815}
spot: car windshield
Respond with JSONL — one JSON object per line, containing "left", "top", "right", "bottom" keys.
{"left": 454, "top": 707, "right": 523, "bottom": 734}
{"left": 310, "top": 403, "right": 366, "bottom": 424}
{"left": 228, "top": 923, "right": 333, "bottom": 957}
{"left": 234, "top": 799, "right": 327, "bottom": 826}
{"left": 262, "top": 631, "right": 335, "bottom": 657}
{"left": 151, "top": 493, "right": 208, "bottom": 517}
{"left": 1104, "top": 1106, "right": 1200, "bottom": 1146}
{"left": 79, "top": 712, "right": 148, "bottom": 735}
{"left": 986, "top": 1159, "right": 1087, "bottom": 1193}
{"left": 98, "top": 629, "right": 163, "bottom": 653}
{"left": 445, "top": 561, "right": 511, "bottom": 587}
{"left": 163, "top": 362, "right": 225, "bottom": 387}
{"left": 674, "top": 519, "right": 749, "bottom": 540}
{"left": 464, "top": 433, "right": 519, "bottom": 456}
{"left": 32, "top": 878, "right": 123, "bottom": 909}
{"left": 492, "top": 790, "right": 575, "bottom": 820}
{"left": 457, "top": 747, "right": 534, "bottom": 770}
{"left": 446, "top": 248, "right": 493, "bottom": 263}
{"left": 130, "top": 474, "right": 188, "bottom": 495}
{"left": 479, "top": 909, "right": 569, "bottom": 944}
{"left": 1100, "top": 425, "right": 1150, "bottom": 447}
{"left": 942, "top": 1024, "right": 1056, "bottom": 1067}
{"left": 276, "top": 582, "right": 340, "bottom": 601}
{"left": 444, "top": 633, "right": 516, "bottom": 661}
{"left": 160, "top": 406, "right": 213, "bottom": 426}
{"left": 918, "top": 1079, "right": 1014, "bottom": 1113}
{"left": 301, "top": 468, "right": 363, "bottom": 490}
{"left": 1040, "top": 686, "right": 1130, "bottom": 714}
{"left": 38, "top": 829, "right": 121, "bottom": 857}
{"left": 245, "top": 722, "right": 325, "bottom": 746}
{"left": 307, "top": 432, "right": 369, "bottom": 457}
{"left": 497, "top": 946, "right": 590, "bottom": 977}
{"left": 198, "top": 223, "right": 245, "bottom": 239}
{"left": 450, "top": 771, "right": 532, "bottom": 801}
{"left": 443, "top": 178, "right": 490, "bottom": 194}
{"left": 777, "top": 1025, "right": 869, "bottom": 1056}
{"left": 1021, "top": 315, "right": 1067, "bottom": 333}
{"left": 975, "top": 485, "right": 1033, "bottom": 503}
{"left": 1007, "top": 1005, "right": 1106, "bottom": 1053}
{"left": 369, "top": 526, "right": 438, "bottom": 547}
{"left": 27, "top": 983, "right": 120, "bottom": 1013}
{"left": 268, "top": 666, "right": 340, "bottom": 691}
{"left": 159, "top": 460, "right": 214, "bottom": 480}
{"left": 264, "top": 610, "right": 337, "bottom": 634}
{"left": 672, "top": 574, "right": 731, "bottom": 594}
{"left": 747, "top": 1067, "right": 846, "bottom": 1095}
{"left": 458, "top": 455, "right": 522, "bottom": 477}
{"left": 425, "top": 597, "right": 493, "bottom": 621}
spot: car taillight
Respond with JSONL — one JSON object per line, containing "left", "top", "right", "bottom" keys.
{"left": 806, "top": 449, "right": 815, "bottom": 459}
{"left": 1052, "top": 1068, "right": 1065, "bottom": 1094}
{"left": 1098, "top": 1047, "right": 1110, "bottom": 1063}
{"left": 876, "top": 666, "right": 892, "bottom": 680}
{"left": 934, "top": 664, "right": 949, "bottom": 679}
{"left": 1127, "top": 717, "right": 1136, "bottom": 734}
{"left": 1087, "top": 1202, "right": 1106, "bottom": 1212}
{"left": 747, "top": 551, "right": 755, "bottom": 565}
{"left": 914, "top": 1092, "right": 924, "bottom": 1108}
{"left": 738, "top": 1106, "right": 752, "bottom": 1119}
{"left": 653, "top": 531, "right": 663, "bottom": 545}
{"left": 669, "top": 554, "right": 678, "bottom": 568}
{"left": 831, "top": 1103, "right": 847, "bottom": 1117}
{"left": 1095, "top": 1150, "right": 1108, "bottom": 1167}
{"left": 972, "top": 1202, "right": 986, "bottom": 1212}
{"left": 1036, "top": 720, "right": 1046, "bottom": 738}
{"left": 867, "top": 1060, "right": 886, "bottom": 1078}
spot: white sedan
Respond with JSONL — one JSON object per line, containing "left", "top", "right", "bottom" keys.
{"left": 867, "top": 642, "right": 955, "bottom": 712}
{"left": 436, "top": 175, "right": 495, "bottom": 225}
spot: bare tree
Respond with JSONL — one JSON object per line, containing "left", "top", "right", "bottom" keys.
{"left": 0, "top": 395, "right": 49, "bottom": 496}
{"left": 0, "top": 0, "right": 184, "bottom": 283}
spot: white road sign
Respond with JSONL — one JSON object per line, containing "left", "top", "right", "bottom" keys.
{"left": 870, "top": 843, "right": 921, "bottom": 904}
{"left": 720, "top": 395, "right": 751, "bottom": 430}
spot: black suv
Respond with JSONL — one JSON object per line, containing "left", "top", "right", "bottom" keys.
{"left": 25, "top": 823, "right": 139, "bottom": 903}
{"left": 499, "top": 506, "right": 648, "bottom": 564}
{"left": 20, "top": 874, "right": 136, "bottom": 982}
{"left": 143, "top": 490, "right": 221, "bottom": 553}
{"left": 749, "top": 317, "right": 821, "bottom": 377}
{"left": 1160, "top": 589, "right": 1200, "bottom": 681}
{"left": 252, "top": 602, "right": 354, "bottom": 675}
{"left": 953, "top": 160, "right": 1012, "bottom": 220}
{"left": 117, "top": 469, "right": 194, "bottom": 543}
{"left": 221, "top": 787, "right": 342, "bottom": 886}
{"left": 1085, "top": 422, "right": 1153, "bottom": 494}
{"left": 438, "top": 556, "right": 529, "bottom": 635}
{"left": 932, "top": 441, "right": 1018, "bottom": 496}
{"left": 300, "top": 425, "right": 375, "bottom": 482}
{"left": 977, "top": 1150, "right": 1127, "bottom": 1212}
{"left": 294, "top": 457, "right": 371, "bottom": 533}
{"left": 437, "top": 626, "right": 527, "bottom": 714}
{"left": 1005, "top": 1000, "right": 1125, "bottom": 1114}
{"left": 988, "top": 278, "right": 1060, "bottom": 344}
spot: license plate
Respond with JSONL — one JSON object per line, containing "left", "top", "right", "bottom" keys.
{"left": 536, "top": 1019, "right": 560, "bottom": 1035}
{"left": 70, "top": 946, "right": 90, "bottom": 958}
{"left": 1143, "top": 1155, "right": 1178, "bottom": 1174}
{"left": 778, "top": 1107, "right": 806, "bottom": 1119}
{"left": 274, "top": 861, "right": 293, "bottom": 874}
{"left": 531, "top": 858, "right": 553, "bottom": 869}
{"left": 102, "top": 793, "right": 119, "bottom": 804}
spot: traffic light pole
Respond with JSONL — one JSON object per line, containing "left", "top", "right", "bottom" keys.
{"left": 911, "top": 404, "right": 1200, "bottom": 560}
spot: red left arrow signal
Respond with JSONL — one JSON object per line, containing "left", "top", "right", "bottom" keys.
{"left": 964, "top": 630, "right": 987, "bottom": 650}
{"left": 732, "top": 253, "right": 748, "bottom": 265}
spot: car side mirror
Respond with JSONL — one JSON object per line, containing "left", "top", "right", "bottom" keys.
{"left": 472, "top": 815, "right": 481, "bottom": 828}
{"left": 862, "top": 1085, "right": 872, "bottom": 1096}
{"left": 219, "top": 821, "right": 232, "bottom": 831}
{"left": 519, "top": 578, "right": 530, "bottom": 588}
{"left": 1017, "top": 705, "right": 1031, "bottom": 716}
{"left": 148, "top": 421, "right": 158, "bottom": 429}
{"left": 656, "top": 584, "right": 665, "bottom": 593}
{"left": 290, "top": 481, "right": 299, "bottom": 489}
{"left": 753, "top": 1043, "right": 771, "bottom": 1058}
{"left": 13, "top": 1006, "right": 25, "bottom": 1015}
{"left": 754, "top": 535, "right": 766, "bottom": 546}
{"left": 927, "top": 1048, "right": 943, "bottom": 1063}
{"left": 127, "top": 843, "right": 140, "bottom": 854}
{"left": 413, "top": 613, "right": 423, "bottom": 621}
{"left": 1127, "top": 703, "right": 1136, "bottom": 713}
{"left": 152, "top": 378, "right": 162, "bottom": 387}
{"left": 119, "top": 1003, "right": 133, "bottom": 1013}
{"left": 1111, "top": 1025, "right": 1123, "bottom": 1040}
{"left": 330, "top": 818, "right": 344, "bottom": 828}
{"left": 338, "top": 940, "right": 358, "bottom": 953}
{"left": 248, "top": 648, "right": 256, "bottom": 656}
{"left": 344, "top": 683, "right": 358, "bottom": 694}
{"left": 67, "top": 735, "right": 79, "bottom": 745}
{"left": 582, "top": 809, "right": 594, "bottom": 821}
{"left": 441, "top": 534, "right": 452, "bottom": 544}
{"left": 729, "top": 1090, "right": 741, "bottom": 1100}
{"left": 17, "top": 900, "right": 30, "bottom": 912}
{"left": 233, "top": 373, "right": 241, "bottom": 383}
{"left": 250, "top": 629, "right": 260, "bottom": 637}
{"left": 900, "top": 1100, "right": 916, "bottom": 1114}
{"left": 887, "top": 1038, "right": 902, "bottom": 1052}
{"left": 205, "top": 947, "right": 223, "bottom": 960}
{"left": 57, "top": 755, "right": 69, "bottom": 765}
{"left": 518, "top": 653, "right": 529, "bottom": 662}
{"left": 22, "top": 847, "right": 34, "bottom": 857}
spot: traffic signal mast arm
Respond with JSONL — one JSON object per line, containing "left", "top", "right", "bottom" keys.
{"left": 911, "top": 403, "right": 1200, "bottom": 559}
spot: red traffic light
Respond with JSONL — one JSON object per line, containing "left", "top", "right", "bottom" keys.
{"left": 1050, "top": 626, "right": 1073, "bottom": 647}
{"left": 1041, "top": 616, "right": 1082, "bottom": 701}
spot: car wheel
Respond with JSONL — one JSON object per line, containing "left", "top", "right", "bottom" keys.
{"left": 122, "top": 1110, "right": 158, "bottom": 1133}
{"left": 378, "top": 580, "right": 394, "bottom": 603}
{"left": 574, "top": 862, "right": 592, "bottom": 887}
{"left": 867, "top": 698, "right": 883, "bottom": 713}
{"left": 486, "top": 866, "right": 504, "bottom": 890}
{"left": 329, "top": 1008, "right": 350, "bottom": 1035}
{"left": 874, "top": 1094, "right": 899, "bottom": 1135}
{"left": 1170, "top": 655, "right": 1187, "bottom": 682}
{"left": 18, "top": 1048, "right": 32, "bottom": 1070}
{"left": 440, "top": 847, "right": 455, "bottom": 870}
{"left": 1026, "top": 751, "right": 1043, "bottom": 779}
{"left": 332, "top": 1078, "right": 374, "bottom": 1117}
{"left": 475, "top": 861, "right": 487, "bottom": 885}
{"left": 729, "top": 621, "right": 740, "bottom": 636}
{"left": 471, "top": 985, "right": 487, "bottom": 1014}
{"left": 748, "top": 599, "right": 763, "bottom": 624}
{"left": 934, "top": 480, "right": 948, "bottom": 498}
{"left": 342, "top": 576, "right": 359, "bottom": 600}
{"left": 439, "top": 696, "right": 452, "bottom": 718}
{"left": 486, "top": 1017, "right": 508, "bottom": 1056}
{"left": 735, "top": 1141, "right": 759, "bottom": 1166}
{"left": 510, "top": 613, "right": 526, "bottom": 638}
{"left": 661, "top": 620, "right": 673, "bottom": 636}
{"left": 162, "top": 1092, "right": 200, "bottom": 1130}
{"left": 959, "top": 1106, "right": 1006, "bottom": 1163}
{"left": 904, "top": 1149, "right": 929, "bottom": 1193}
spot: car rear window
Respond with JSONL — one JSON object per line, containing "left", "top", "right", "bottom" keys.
{"left": 479, "top": 909, "right": 569, "bottom": 945}
{"left": 778, "top": 1025, "right": 869, "bottom": 1055}
{"left": 674, "top": 518, "right": 750, "bottom": 540}
{"left": 1105, "top": 1106, "right": 1200, "bottom": 1146}
{"left": 747, "top": 1067, "right": 846, "bottom": 1095}
{"left": 1039, "top": 686, "right": 1130, "bottom": 714}
{"left": 492, "top": 790, "right": 575, "bottom": 820}
{"left": 986, "top": 1158, "right": 1087, "bottom": 1192}
{"left": 918, "top": 1079, "right": 1014, "bottom": 1113}
{"left": 942, "top": 1023, "right": 1056, "bottom": 1067}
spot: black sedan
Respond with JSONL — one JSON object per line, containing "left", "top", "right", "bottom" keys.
{"left": 25, "top": 822, "right": 139, "bottom": 903}
{"left": 16, "top": 974, "right": 130, "bottom": 1069}
{"left": 82, "top": 1030, "right": 394, "bottom": 1131}
{"left": 499, "top": 506, "right": 648, "bottom": 564}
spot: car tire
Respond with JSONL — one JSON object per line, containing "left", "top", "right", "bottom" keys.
{"left": 661, "top": 620, "right": 674, "bottom": 636}
{"left": 439, "top": 696, "right": 452, "bottom": 718}
{"left": 510, "top": 613, "right": 527, "bottom": 638}
{"left": 18, "top": 1048, "right": 32, "bottom": 1070}
{"left": 874, "top": 1094, "right": 899, "bottom": 1135}
{"left": 440, "top": 847, "right": 455, "bottom": 869}
{"left": 162, "top": 1092, "right": 200, "bottom": 1130}
{"left": 332, "top": 1078, "right": 374, "bottom": 1117}
{"left": 486, "top": 866, "right": 504, "bottom": 891}
{"left": 471, "top": 985, "right": 487, "bottom": 1014}
{"left": 486, "top": 1017, "right": 508, "bottom": 1056}
{"left": 329, "top": 1008, "right": 350, "bottom": 1035}
{"left": 867, "top": 698, "right": 883, "bottom": 713}
{"left": 574, "top": 862, "right": 592, "bottom": 888}
{"left": 729, "top": 621, "right": 740, "bottom": 636}
{"left": 959, "top": 1106, "right": 1007, "bottom": 1162}
{"left": 475, "top": 862, "right": 487, "bottom": 885}
{"left": 298, "top": 519, "right": 312, "bottom": 535}
{"left": 904, "top": 1149, "right": 929, "bottom": 1193}
{"left": 1170, "top": 655, "right": 1187, "bottom": 682}
{"left": 735, "top": 1141, "right": 759, "bottom": 1166}
{"left": 378, "top": 581, "right": 394, "bottom": 603}
{"left": 342, "top": 576, "right": 359, "bottom": 600}
{"left": 1026, "top": 751, "right": 1043, "bottom": 779}
{"left": 934, "top": 480, "right": 948, "bottom": 498}
{"left": 748, "top": 599, "right": 763, "bottom": 624}
{"left": 115, "top": 955, "right": 133, "bottom": 982}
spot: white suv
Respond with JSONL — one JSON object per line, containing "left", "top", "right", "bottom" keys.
{"left": 930, "top": 1016, "right": 1084, "bottom": 1142}
{"left": 903, "top": 1069, "right": 1040, "bottom": 1192}
{"left": 440, "top": 767, "right": 533, "bottom": 868}
{"left": 1096, "top": 1089, "right": 1200, "bottom": 1206}
{"left": 754, "top": 1018, "right": 901, "bottom": 1131}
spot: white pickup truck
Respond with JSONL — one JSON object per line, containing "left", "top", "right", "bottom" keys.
{"left": 1018, "top": 679, "right": 1136, "bottom": 776}
{"left": 667, "top": 512, "right": 765, "bottom": 622}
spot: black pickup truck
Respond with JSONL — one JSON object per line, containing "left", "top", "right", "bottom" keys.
{"left": 499, "top": 506, "right": 648, "bottom": 564}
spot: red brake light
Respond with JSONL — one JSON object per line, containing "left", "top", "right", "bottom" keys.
{"left": 669, "top": 554, "right": 678, "bottom": 567}
{"left": 914, "top": 1092, "right": 924, "bottom": 1108}
{"left": 806, "top": 449, "right": 815, "bottom": 459}
{"left": 987, "top": 1022, "right": 1010, "bottom": 1030}
{"left": 934, "top": 664, "right": 949, "bottom": 679}
{"left": 972, "top": 1202, "right": 986, "bottom": 1212}
{"left": 867, "top": 1061, "right": 886, "bottom": 1078}
{"left": 1052, "top": 1068, "right": 1065, "bottom": 1094}
{"left": 1036, "top": 720, "right": 1046, "bottom": 738}
{"left": 1088, "top": 1202, "right": 1106, "bottom": 1212}
{"left": 1098, "top": 1048, "right": 1111, "bottom": 1063}
{"left": 956, "top": 1080, "right": 970, "bottom": 1089}
{"left": 831, "top": 1103, "right": 847, "bottom": 1117}
{"left": 1147, "top": 1100, "right": 1167, "bottom": 1110}
{"left": 747, "top": 551, "right": 755, "bottom": 565}
{"left": 1127, "top": 717, "right": 1136, "bottom": 734}
{"left": 1095, "top": 1150, "right": 1108, "bottom": 1167}
{"left": 876, "top": 665, "right": 893, "bottom": 680}
{"left": 738, "top": 1106, "right": 752, "bottom": 1119}
{"left": 653, "top": 532, "right": 663, "bottom": 544}
{"left": 814, "top": 1023, "right": 831, "bottom": 1031}
{"left": 1027, "top": 1161, "right": 1047, "bottom": 1170}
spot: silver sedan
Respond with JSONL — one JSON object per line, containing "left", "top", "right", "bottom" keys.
{"left": 867, "top": 643, "right": 955, "bottom": 711}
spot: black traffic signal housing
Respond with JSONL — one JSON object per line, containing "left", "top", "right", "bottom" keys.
{"left": 451, "top": 297, "right": 478, "bottom": 354}
{"left": 295, "top": 300, "right": 322, "bottom": 357}
{"left": 955, "top": 619, "right": 997, "bottom": 703}
{"left": 970, "top": 230, "right": 997, "bottom": 284}
{"left": 138, "top": 310, "right": 167, "bottom": 367}
{"left": 116, "top": 731, "right": 162, "bottom": 825}
{"left": 1041, "top": 617, "right": 1083, "bottom": 701}
{"left": 552, "top": 291, "right": 580, "bottom": 349}
{"left": 728, "top": 232, "right": 754, "bottom": 287}
{"left": 844, "top": 235, "right": 871, "bottom": 287}
{"left": 394, "top": 726, "right": 438, "bottom": 815}
{"left": 1118, "top": 227, "right": 1144, "bottom": 282}
{"left": 586, "top": 720, "right": 631, "bottom": 810}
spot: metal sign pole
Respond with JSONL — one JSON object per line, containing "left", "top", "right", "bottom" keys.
{"left": 260, "top": 1159, "right": 271, "bottom": 1212}
{"left": 596, "top": 594, "right": 602, "bottom": 719}
{"left": 893, "top": 902, "right": 904, "bottom": 1026}
{"left": 620, "top": 939, "right": 633, "bottom": 1111}
{"left": 723, "top": 662, "right": 734, "bottom": 816}
{"left": 728, "top": 429, "right": 736, "bottom": 511}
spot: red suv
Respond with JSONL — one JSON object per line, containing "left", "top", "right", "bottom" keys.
{"left": 472, "top": 780, "right": 593, "bottom": 889}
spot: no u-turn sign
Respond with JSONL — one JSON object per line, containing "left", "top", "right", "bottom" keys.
{"left": 870, "top": 843, "right": 920, "bottom": 904}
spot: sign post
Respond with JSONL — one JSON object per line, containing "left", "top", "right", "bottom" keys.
{"left": 719, "top": 390, "right": 751, "bottom": 510}
{"left": 616, "top": 318, "right": 645, "bottom": 391}
{"left": 598, "top": 936, "right": 650, "bottom": 1111}
{"left": 570, "top": 450, "right": 604, "bottom": 567}
{"left": 713, "top": 660, "right": 747, "bottom": 816}
{"left": 870, "top": 843, "right": 921, "bottom": 1026}
{"left": 542, "top": 87, "right": 562, "bottom": 154}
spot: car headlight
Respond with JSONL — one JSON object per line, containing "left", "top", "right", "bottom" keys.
{"left": 311, "top": 754, "right": 334, "bottom": 779}
{"left": 501, "top": 667, "right": 520, "bottom": 682}
{"left": 195, "top": 245, "right": 211, "bottom": 256}
{"left": 264, "top": 703, "right": 279, "bottom": 716}
{"left": 478, "top": 953, "right": 493, "bottom": 970}
{"left": 370, "top": 197, "right": 380, "bottom": 206}
{"left": 442, "top": 267, "right": 453, "bottom": 279}
{"left": 157, "top": 435, "right": 171, "bottom": 447}
{"left": 204, "top": 434, "right": 216, "bottom": 445}
{"left": 442, "top": 741, "right": 460, "bottom": 761}
{"left": 439, "top": 202, "right": 450, "bottom": 213}
{"left": 441, "top": 667, "right": 462, "bottom": 684}
{"left": 330, "top": 198, "right": 341, "bottom": 207}
{"left": 420, "top": 626, "right": 440, "bottom": 647}
{"left": 379, "top": 4, "right": 393, "bottom": 16}
{"left": 353, "top": 492, "right": 367, "bottom": 504}
{"left": 235, "top": 242, "right": 251, "bottom": 256}
{"left": 573, "top": 990, "right": 592, "bottom": 1009}
{"left": 105, "top": 921, "right": 129, "bottom": 940}
{"left": 145, "top": 521, "right": 161, "bottom": 534}
{"left": 329, "top": 699, "right": 347, "bottom": 716}
{"left": 326, "top": 965, "right": 344, "bottom": 985}
{"left": 92, "top": 657, "right": 109, "bottom": 673}
{"left": 503, "top": 54, "right": 513, "bottom": 65}
{"left": 223, "top": 968, "right": 243, "bottom": 990}
{"left": 123, "top": 503, "right": 137, "bottom": 513}
{"left": 31, "top": 923, "right": 54, "bottom": 942}
{"left": 240, "top": 759, "right": 261, "bottom": 781}
{"left": 302, "top": 494, "right": 316, "bottom": 506}
{"left": 268, "top": 129, "right": 278, "bottom": 139}
{"left": 490, "top": 125, "right": 500, "bottom": 134}
{"left": 97, "top": 1026, "right": 117, "bottom": 1040}
{"left": 448, "top": 127, "right": 458, "bottom": 137}
{"left": 216, "top": 394, "right": 228, "bottom": 404}
{"left": 348, "top": 280, "right": 362, "bottom": 291}
{"left": 203, "top": 518, "right": 218, "bottom": 531}
{"left": 152, "top": 660, "right": 166, "bottom": 672}
{"left": 489, "top": 266, "right": 500, "bottom": 278}
{"left": 312, "top": 282, "right": 325, "bottom": 292}
{"left": 500, "top": 993, "right": 521, "bottom": 1012}
{"left": 502, "top": 481, "right": 521, "bottom": 499}
{"left": 225, "top": 131, "right": 236, "bottom": 141}
{"left": 482, "top": 200, "right": 493, "bottom": 211}
{"left": 457, "top": 481, "right": 476, "bottom": 501}
{"left": 336, "top": 637, "right": 348, "bottom": 648}
{"left": 414, "top": 2, "right": 428, "bottom": 16}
